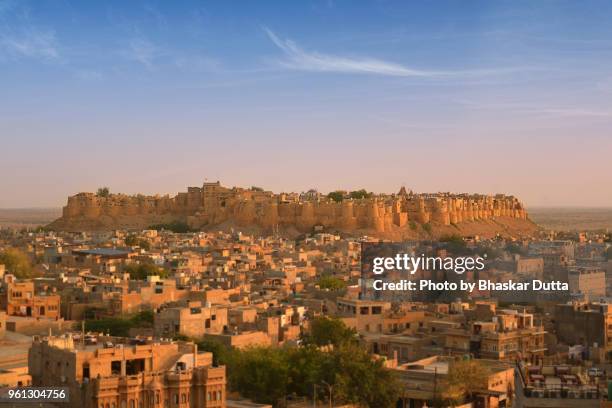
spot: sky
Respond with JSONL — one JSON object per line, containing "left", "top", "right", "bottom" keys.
{"left": 1, "top": 0, "right": 611, "bottom": 208}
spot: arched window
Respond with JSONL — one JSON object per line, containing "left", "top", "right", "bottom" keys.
{"left": 217, "top": 391, "right": 222, "bottom": 401}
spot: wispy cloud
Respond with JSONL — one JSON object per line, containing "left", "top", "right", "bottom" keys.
{"left": 0, "top": 27, "right": 59, "bottom": 60}
{"left": 0, "top": 1, "right": 60, "bottom": 61}
{"left": 263, "top": 27, "right": 439, "bottom": 77}
{"left": 121, "top": 37, "right": 161, "bottom": 69}
{"left": 263, "top": 27, "right": 535, "bottom": 79}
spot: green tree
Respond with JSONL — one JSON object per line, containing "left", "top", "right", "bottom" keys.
{"left": 321, "top": 343, "right": 401, "bottom": 408}
{"left": 445, "top": 359, "right": 488, "bottom": 403}
{"left": 125, "top": 235, "right": 151, "bottom": 250}
{"left": 218, "top": 317, "right": 402, "bottom": 407}
{"left": 440, "top": 234, "right": 473, "bottom": 255}
{"left": 327, "top": 191, "right": 344, "bottom": 202}
{"left": 148, "top": 221, "right": 194, "bottom": 233}
{"left": 96, "top": 187, "right": 110, "bottom": 197}
{"left": 317, "top": 275, "right": 346, "bottom": 291}
{"left": 83, "top": 310, "right": 154, "bottom": 337}
{"left": 301, "top": 316, "right": 357, "bottom": 348}
{"left": 284, "top": 346, "right": 327, "bottom": 398}
{"left": 229, "top": 347, "right": 289, "bottom": 405}
{"left": 197, "top": 338, "right": 232, "bottom": 366}
{"left": 0, "top": 248, "right": 33, "bottom": 278}
{"left": 349, "top": 189, "right": 372, "bottom": 199}
{"left": 124, "top": 262, "right": 167, "bottom": 280}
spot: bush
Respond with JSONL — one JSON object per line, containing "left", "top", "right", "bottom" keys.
{"left": 124, "top": 261, "right": 168, "bottom": 280}
{"left": 125, "top": 235, "right": 151, "bottom": 250}
{"left": 83, "top": 310, "right": 154, "bottom": 337}
{"left": 0, "top": 248, "right": 33, "bottom": 278}
{"left": 317, "top": 275, "right": 346, "bottom": 291}
{"left": 348, "top": 189, "right": 372, "bottom": 199}
{"left": 148, "top": 221, "right": 194, "bottom": 233}
{"left": 440, "top": 234, "right": 473, "bottom": 255}
{"left": 327, "top": 191, "right": 344, "bottom": 202}
{"left": 96, "top": 187, "right": 110, "bottom": 197}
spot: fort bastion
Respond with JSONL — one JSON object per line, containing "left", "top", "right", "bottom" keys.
{"left": 49, "top": 181, "right": 535, "bottom": 237}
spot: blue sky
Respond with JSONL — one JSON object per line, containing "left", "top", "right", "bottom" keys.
{"left": 1, "top": 0, "right": 612, "bottom": 207}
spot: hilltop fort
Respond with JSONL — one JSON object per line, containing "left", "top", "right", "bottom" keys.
{"left": 48, "top": 181, "right": 537, "bottom": 238}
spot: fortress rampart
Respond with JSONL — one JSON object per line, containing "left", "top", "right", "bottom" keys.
{"left": 52, "top": 181, "right": 530, "bottom": 234}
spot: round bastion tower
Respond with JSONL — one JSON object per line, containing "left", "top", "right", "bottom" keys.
{"left": 340, "top": 200, "right": 357, "bottom": 230}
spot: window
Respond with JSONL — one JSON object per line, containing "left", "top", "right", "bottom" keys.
{"left": 111, "top": 361, "right": 122, "bottom": 375}
{"left": 126, "top": 359, "right": 145, "bottom": 375}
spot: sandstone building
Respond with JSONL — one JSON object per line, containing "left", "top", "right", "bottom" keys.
{"left": 29, "top": 334, "right": 226, "bottom": 408}
{"left": 50, "top": 181, "right": 533, "bottom": 238}
{"left": 0, "top": 278, "right": 60, "bottom": 319}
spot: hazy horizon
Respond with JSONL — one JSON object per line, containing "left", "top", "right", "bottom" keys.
{"left": 2, "top": 1, "right": 611, "bottom": 208}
